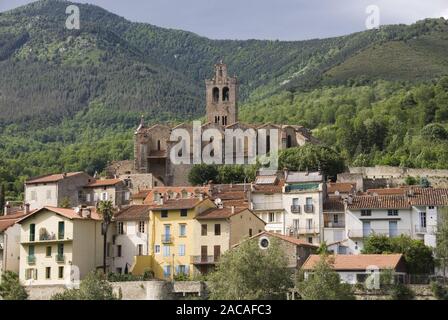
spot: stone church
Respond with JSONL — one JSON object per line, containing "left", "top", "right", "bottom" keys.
{"left": 133, "top": 62, "right": 319, "bottom": 186}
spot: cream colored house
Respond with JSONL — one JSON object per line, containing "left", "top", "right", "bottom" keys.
{"left": 193, "top": 206, "right": 266, "bottom": 275}
{"left": 82, "top": 179, "right": 131, "bottom": 208}
{"left": 17, "top": 207, "right": 105, "bottom": 286}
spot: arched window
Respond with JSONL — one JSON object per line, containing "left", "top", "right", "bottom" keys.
{"left": 287, "top": 135, "right": 292, "bottom": 148}
{"left": 157, "top": 140, "right": 161, "bottom": 151}
{"left": 212, "top": 87, "right": 219, "bottom": 102}
{"left": 222, "top": 87, "right": 230, "bottom": 101}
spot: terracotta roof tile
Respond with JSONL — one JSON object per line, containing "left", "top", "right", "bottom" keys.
{"left": 26, "top": 172, "right": 85, "bottom": 184}
{"left": 195, "top": 207, "right": 246, "bottom": 220}
{"left": 327, "top": 183, "right": 355, "bottom": 194}
{"left": 16, "top": 207, "right": 102, "bottom": 223}
{"left": 150, "top": 198, "right": 202, "bottom": 210}
{"left": 85, "top": 179, "right": 122, "bottom": 188}
{"left": 144, "top": 186, "right": 209, "bottom": 204}
{"left": 114, "top": 205, "right": 151, "bottom": 221}
{"left": 323, "top": 198, "right": 345, "bottom": 212}
{"left": 302, "top": 254, "right": 404, "bottom": 271}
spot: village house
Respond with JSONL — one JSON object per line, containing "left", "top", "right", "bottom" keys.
{"left": 282, "top": 171, "right": 326, "bottom": 244}
{"left": 0, "top": 208, "right": 33, "bottom": 280}
{"left": 16, "top": 206, "right": 107, "bottom": 286}
{"left": 112, "top": 205, "right": 151, "bottom": 274}
{"left": 235, "top": 231, "right": 318, "bottom": 270}
{"left": 82, "top": 178, "right": 131, "bottom": 208}
{"left": 193, "top": 206, "right": 266, "bottom": 275}
{"left": 344, "top": 187, "right": 448, "bottom": 254}
{"left": 24, "top": 172, "right": 93, "bottom": 210}
{"left": 302, "top": 254, "right": 407, "bottom": 284}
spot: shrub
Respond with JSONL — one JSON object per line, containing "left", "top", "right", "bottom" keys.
{"left": 431, "top": 282, "right": 448, "bottom": 300}
{"left": 390, "top": 283, "right": 415, "bottom": 300}
{"left": 0, "top": 271, "right": 28, "bottom": 300}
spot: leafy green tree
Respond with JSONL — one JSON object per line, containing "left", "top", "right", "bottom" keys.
{"left": 296, "top": 255, "right": 355, "bottom": 300}
{"left": 278, "top": 145, "right": 345, "bottom": 179}
{"left": 51, "top": 271, "right": 119, "bottom": 300}
{"left": 435, "top": 207, "right": 448, "bottom": 279}
{"left": 0, "top": 271, "right": 28, "bottom": 300}
{"left": 188, "top": 164, "right": 219, "bottom": 186}
{"left": 404, "top": 176, "right": 417, "bottom": 185}
{"left": 363, "top": 235, "right": 434, "bottom": 274}
{"left": 420, "top": 123, "right": 448, "bottom": 141}
{"left": 208, "top": 238, "right": 293, "bottom": 300}
{"left": 97, "top": 200, "right": 114, "bottom": 273}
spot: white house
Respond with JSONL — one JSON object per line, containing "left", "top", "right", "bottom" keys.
{"left": 345, "top": 187, "right": 448, "bottom": 254}
{"left": 302, "top": 254, "right": 407, "bottom": 284}
{"left": 112, "top": 205, "right": 151, "bottom": 274}
{"left": 282, "top": 171, "right": 325, "bottom": 245}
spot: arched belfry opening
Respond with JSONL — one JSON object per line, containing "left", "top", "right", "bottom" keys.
{"left": 222, "top": 87, "right": 230, "bottom": 102}
{"left": 213, "top": 87, "right": 219, "bottom": 103}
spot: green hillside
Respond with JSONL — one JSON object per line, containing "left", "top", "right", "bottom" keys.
{"left": 1, "top": 0, "right": 448, "bottom": 200}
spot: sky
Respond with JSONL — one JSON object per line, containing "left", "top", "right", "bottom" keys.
{"left": 1, "top": 0, "right": 448, "bottom": 40}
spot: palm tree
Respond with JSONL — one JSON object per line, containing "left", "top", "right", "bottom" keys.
{"left": 97, "top": 200, "right": 114, "bottom": 273}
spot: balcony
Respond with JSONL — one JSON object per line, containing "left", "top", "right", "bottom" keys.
{"left": 348, "top": 229, "right": 411, "bottom": 238}
{"left": 161, "top": 234, "right": 173, "bottom": 244}
{"left": 252, "top": 202, "right": 283, "bottom": 211}
{"left": 304, "top": 205, "right": 314, "bottom": 214}
{"left": 27, "top": 255, "right": 36, "bottom": 265}
{"left": 190, "top": 255, "right": 219, "bottom": 265}
{"left": 290, "top": 205, "right": 301, "bottom": 213}
{"left": 21, "top": 233, "right": 73, "bottom": 244}
{"left": 55, "top": 254, "right": 65, "bottom": 263}
{"left": 415, "top": 225, "right": 437, "bottom": 234}
{"left": 289, "top": 227, "right": 320, "bottom": 235}
{"left": 324, "top": 221, "right": 345, "bottom": 228}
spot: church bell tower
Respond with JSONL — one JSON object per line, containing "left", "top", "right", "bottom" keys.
{"left": 205, "top": 61, "right": 238, "bottom": 126}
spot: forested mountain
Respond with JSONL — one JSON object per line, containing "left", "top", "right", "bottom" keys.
{"left": 1, "top": 0, "right": 448, "bottom": 200}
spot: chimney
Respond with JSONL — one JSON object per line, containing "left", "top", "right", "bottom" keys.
{"left": 62, "top": 172, "right": 67, "bottom": 178}
{"left": 231, "top": 206, "right": 235, "bottom": 214}
{"left": 199, "top": 192, "right": 204, "bottom": 201}
{"left": 25, "top": 203, "right": 30, "bottom": 214}
{"left": 283, "top": 167, "right": 288, "bottom": 180}
{"left": 159, "top": 195, "right": 164, "bottom": 206}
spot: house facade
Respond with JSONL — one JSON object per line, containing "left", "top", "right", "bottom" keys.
{"left": 112, "top": 205, "right": 151, "bottom": 274}
{"left": 25, "top": 172, "right": 93, "bottom": 210}
{"left": 82, "top": 179, "right": 131, "bottom": 208}
{"left": 17, "top": 207, "right": 105, "bottom": 286}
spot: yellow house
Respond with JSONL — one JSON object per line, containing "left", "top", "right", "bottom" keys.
{"left": 17, "top": 206, "right": 105, "bottom": 286}
{"left": 131, "top": 198, "right": 215, "bottom": 279}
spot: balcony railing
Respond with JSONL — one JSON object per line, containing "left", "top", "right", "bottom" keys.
{"left": 324, "top": 222, "right": 345, "bottom": 228}
{"left": 161, "top": 234, "right": 173, "bottom": 244}
{"left": 55, "top": 254, "right": 65, "bottom": 263}
{"left": 21, "top": 233, "right": 73, "bottom": 243}
{"left": 304, "top": 204, "right": 314, "bottom": 213}
{"left": 348, "top": 229, "right": 411, "bottom": 238}
{"left": 27, "top": 255, "right": 36, "bottom": 265}
{"left": 289, "top": 227, "right": 320, "bottom": 235}
{"left": 415, "top": 225, "right": 437, "bottom": 234}
{"left": 190, "top": 255, "right": 219, "bottom": 264}
{"left": 252, "top": 202, "right": 283, "bottom": 211}
{"left": 290, "top": 205, "right": 301, "bottom": 213}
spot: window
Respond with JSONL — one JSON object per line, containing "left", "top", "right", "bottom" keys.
{"left": 45, "top": 267, "right": 51, "bottom": 279}
{"left": 101, "top": 192, "right": 108, "bottom": 201}
{"left": 201, "top": 224, "right": 207, "bottom": 236}
{"left": 420, "top": 212, "right": 427, "bottom": 228}
{"left": 116, "top": 268, "right": 123, "bottom": 274}
{"left": 214, "top": 224, "right": 221, "bottom": 236}
{"left": 180, "top": 209, "right": 188, "bottom": 217}
{"left": 179, "top": 224, "right": 187, "bottom": 237}
{"left": 46, "top": 190, "right": 52, "bottom": 200}
{"left": 163, "top": 245, "right": 170, "bottom": 257}
{"left": 117, "top": 245, "right": 122, "bottom": 257}
{"left": 29, "top": 224, "right": 35, "bottom": 242}
{"left": 46, "top": 246, "right": 52, "bottom": 257}
{"left": 212, "top": 87, "right": 219, "bottom": 102}
{"left": 163, "top": 265, "right": 171, "bottom": 278}
{"left": 306, "top": 197, "right": 313, "bottom": 205}
{"left": 154, "top": 245, "right": 160, "bottom": 254}
{"left": 28, "top": 245, "right": 35, "bottom": 258}
{"left": 387, "top": 209, "right": 399, "bottom": 216}
{"left": 157, "top": 140, "right": 161, "bottom": 151}
{"left": 117, "top": 222, "right": 124, "bottom": 235}
{"left": 161, "top": 210, "right": 168, "bottom": 218}
{"left": 57, "top": 243, "right": 64, "bottom": 256}
{"left": 58, "top": 221, "right": 65, "bottom": 239}
{"left": 269, "top": 212, "right": 275, "bottom": 223}
{"left": 308, "top": 237, "right": 313, "bottom": 244}
{"left": 429, "top": 206, "right": 435, "bottom": 210}
{"left": 86, "top": 193, "right": 91, "bottom": 202}
{"left": 293, "top": 219, "right": 300, "bottom": 230}
{"left": 333, "top": 214, "right": 339, "bottom": 224}
{"left": 125, "top": 191, "right": 130, "bottom": 201}
{"left": 137, "top": 244, "right": 143, "bottom": 256}
{"left": 58, "top": 266, "right": 64, "bottom": 279}
{"left": 222, "top": 87, "right": 230, "bottom": 101}
{"left": 25, "top": 268, "right": 37, "bottom": 280}
{"left": 30, "top": 190, "right": 37, "bottom": 201}
{"left": 361, "top": 210, "right": 372, "bottom": 216}
{"left": 138, "top": 221, "right": 145, "bottom": 233}
{"left": 249, "top": 228, "right": 253, "bottom": 237}
{"left": 178, "top": 244, "right": 186, "bottom": 257}
{"left": 177, "top": 265, "right": 187, "bottom": 275}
